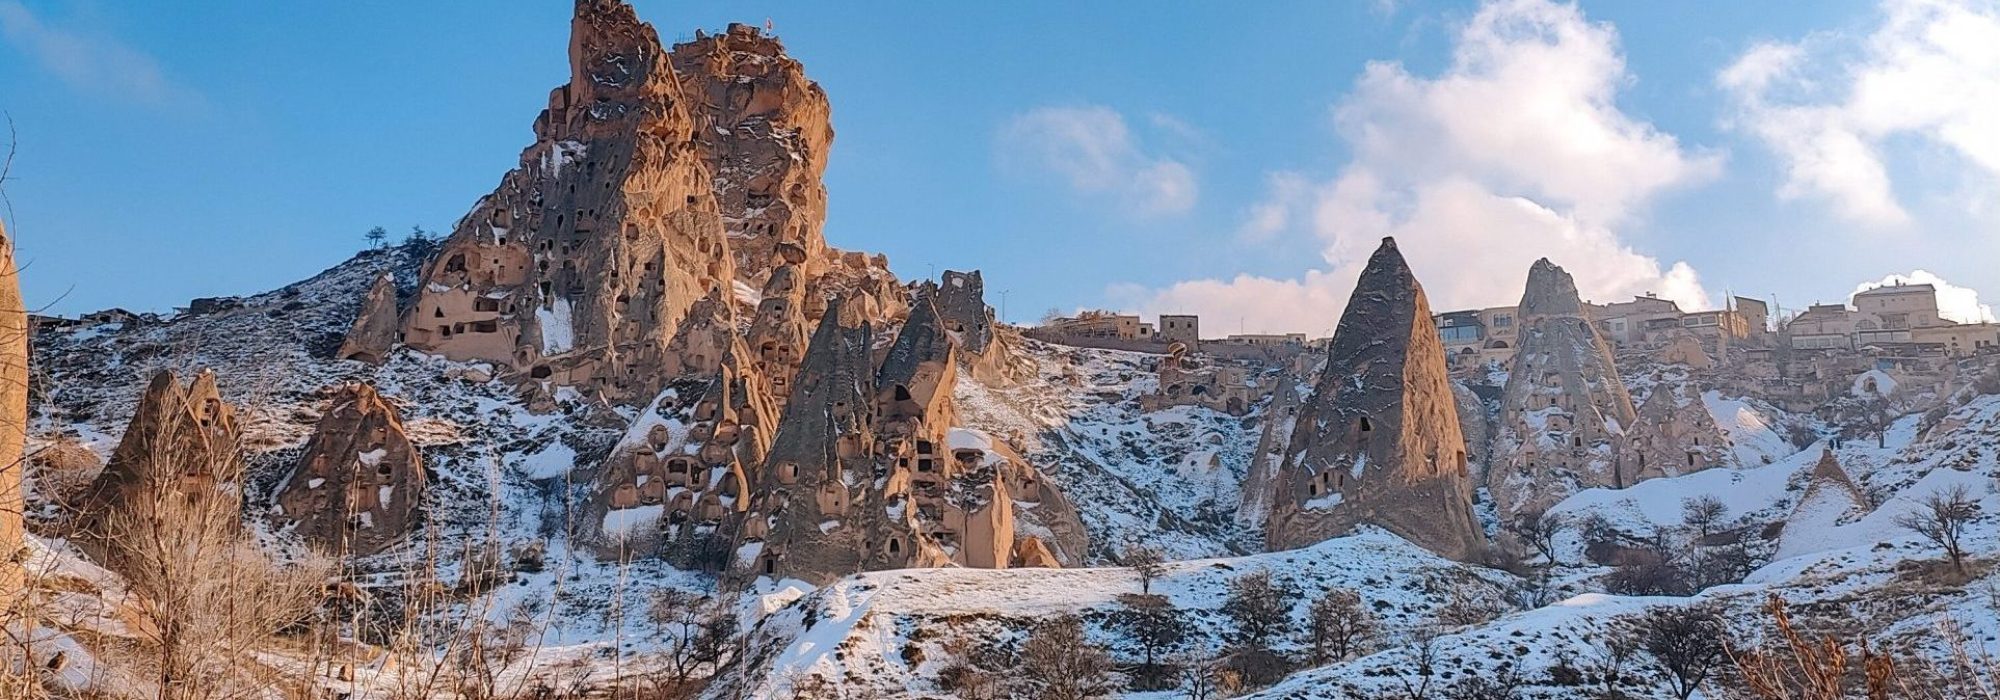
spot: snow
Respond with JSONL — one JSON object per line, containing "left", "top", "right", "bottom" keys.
{"left": 1703, "top": 391, "right": 1795, "bottom": 465}
{"left": 601, "top": 505, "right": 664, "bottom": 539}
{"left": 537, "top": 298, "right": 575, "bottom": 355}
{"left": 514, "top": 441, "right": 578, "bottom": 480}
{"left": 1852, "top": 369, "right": 1898, "bottom": 397}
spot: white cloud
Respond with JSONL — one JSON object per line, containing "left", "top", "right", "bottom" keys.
{"left": 1851, "top": 270, "right": 1997, "bottom": 323}
{"left": 0, "top": 1, "right": 194, "bottom": 107}
{"left": 1720, "top": 0, "right": 2000, "bottom": 227}
{"left": 998, "top": 105, "right": 1198, "bottom": 217}
{"left": 1115, "top": 0, "right": 1715, "bottom": 334}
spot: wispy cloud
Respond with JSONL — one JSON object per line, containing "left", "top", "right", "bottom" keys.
{"left": 1720, "top": 0, "right": 2000, "bottom": 228}
{"left": 0, "top": 0, "right": 196, "bottom": 108}
{"left": 997, "top": 105, "right": 1199, "bottom": 218}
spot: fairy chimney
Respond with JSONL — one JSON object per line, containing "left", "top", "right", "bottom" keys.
{"left": 0, "top": 219, "right": 26, "bottom": 570}
{"left": 337, "top": 272, "right": 401, "bottom": 364}
{"left": 1487, "top": 259, "right": 1638, "bottom": 518}
{"left": 1266, "top": 238, "right": 1487, "bottom": 561}
{"left": 74, "top": 370, "right": 242, "bottom": 546}
{"left": 276, "top": 384, "right": 426, "bottom": 556}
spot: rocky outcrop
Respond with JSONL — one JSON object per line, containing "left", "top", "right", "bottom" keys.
{"left": 734, "top": 309, "right": 925, "bottom": 583}
{"left": 74, "top": 370, "right": 241, "bottom": 542}
{"left": 1776, "top": 449, "right": 1869, "bottom": 558}
{"left": 729, "top": 288, "right": 1082, "bottom": 584}
{"left": 1487, "top": 259, "right": 1638, "bottom": 518}
{"left": 1237, "top": 377, "right": 1303, "bottom": 527}
{"left": 1452, "top": 381, "right": 1494, "bottom": 480}
{"left": 275, "top": 384, "right": 426, "bottom": 556}
{"left": 399, "top": 0, "right": 737, "bottom": 403}
{"left": 338, "top": 272, "right": 400, "bottom": 364}
{"left": 1625, "top": 377, "right": 1731, "bottom": 481}
{"left": 1012, "top": 535, "right": 1061, "bottom": 568}
{"left": 0, "top": 219, "right": 25, "bottom": 572}
{"left": 939, "top": 269, "right": 1029, "bottom": 385}
{"left": 668, "top": 23, "right": 832, "bottom": 290}
{"left": 1266, "top": 238, "right": 1487, "bottom": 561}
{"left": 744, "top": 265, "right": 812, "bottom": 404}
{"left": 584, "top": 293, "right": 780, "bottom": 564}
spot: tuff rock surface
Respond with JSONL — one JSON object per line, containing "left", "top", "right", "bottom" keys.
{"left": 1265, "top": 238, "right": 1487, "bottom": 561}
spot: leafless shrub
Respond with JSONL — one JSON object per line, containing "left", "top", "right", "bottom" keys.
{"left": 1894, "top": 486, "right": 1979, "bottom": 576}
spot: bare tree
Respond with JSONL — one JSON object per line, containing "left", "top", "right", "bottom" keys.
{"left": 1307, "top": 587, "right": 1376, "bottom": 665}
{"left": 1386, "top": 626, "right": 1444, "bottom": 700}
{"left": 1680, "top": 496, "right": 1728, "bottom": 540}
{"left": 1513, "top": 509, "right": 1568, "bottom": 566}
{"left": 1016, "top": 615, "right": 1117, "bottom": 700}
{"left": 1637, "top": 605, "right": 1727, "bottom": 700}
{"left": 1894, "top": 485, "right": 1979, "bottom": 575}
{"left": 1124, "top": 545, "right": 1166, "bottom": 594}
{"left": 110, "top": 454, "right": 331, "bottom": 700}
{"left": 648, "top": 588, "right": 741, "bottom": 687}
{"left": 1589, "top": 628, "right": 1640, "bottom": 700}
{"left": 1173, "top": 650, "right": 1243, "bottom": 700}
{"left": 1222, "top": 570, "right": 1294, "bottom": 653}
{"left": 1109, "top": 593, "right": 1187, "bottom": 690}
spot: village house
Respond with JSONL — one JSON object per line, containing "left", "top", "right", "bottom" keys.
{"left": 1433, "top": 306, "right": 1518, "bottom": 369}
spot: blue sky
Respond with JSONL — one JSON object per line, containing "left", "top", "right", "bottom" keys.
{"left": 2, "top": 0, "right": 1996, "bottom": 332}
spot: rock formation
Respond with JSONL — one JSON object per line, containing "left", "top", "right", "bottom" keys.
{"left": 667, "top": 23, "right": 831, "bottom": 289}
{"left": 337, "top": 272, "right": 401, "bottom": 364}
{"left": 0, "top": 218, "right": 25, "bottom": 573}
{"left": 734, "top": 308, "right": 922, "bottom": 582}
{"left": 1625, "top": 377, "right": 1731, "bottom": 481}
{"left": 398, "top": 4, "right": 905, "bottom": 407}
{"left": 1012, "top": 536, "right": 1061, "bottom": 568}
{"left": 1487, "top": 259, "right": 1638, "bottom": 519}
{"left": 744, "top": 265, "right": 812, "bottom": 404}
{"left": 1266, "top": 238, "right": 1487, "bottom": 561}
{"left": 729, "top": 289, "right": 1080, "bottom": 584}
{"left": 1237, "top": 378, "right": 1302, "bottom": 527}
{"left": 585, "top": 292, "right": 781, "bottom": 564}
{"left": 275, "top": 384, "right": 426, "bottom": 556}
{"left": 399, "top": 0, "right": 738, "bottom": 403}
{"left": 1776, "top": 449, "right": 1868, "bottom": 558}
{"left": 74, "top": 370, "right": 241, "bottom": 543}
{"left": 933, "top": 269, "right": 1022, "bottom": 383}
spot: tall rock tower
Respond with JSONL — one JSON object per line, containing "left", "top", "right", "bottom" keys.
{"left": 668, "top": 24, "right": 833, "bottom": 289}
{"left": 0, "top": 219, "right": 26, "bottom": 577}
{"left": 1487, "top": 259, "right": 1638, "bottom": 519}
{"left": 1267, "top": 238, "right": 1487, "bottom": 561}
{"left": 400, "top": 0, "right": 736, "bottom": 403}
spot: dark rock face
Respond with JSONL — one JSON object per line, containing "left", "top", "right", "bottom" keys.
{"left": 1487, "top": 259, "right": 1638, "bottom": 518}
{"left": 935, "top": 270, "right": 994, "bottom": 355}
{"left": 337, "top": 272, "right": 400, "bottom": 364}
{"left": 275, "top": 384, "right": 425, "bottom": 556}
{"left": 1266, "top": 238, "right": 1487, "bottom": 561}
{"left": 735, "top": 308, "right": 919, "bottom": 583}
{"left": 75, "top": 370, "right": 242, "bottom": 544}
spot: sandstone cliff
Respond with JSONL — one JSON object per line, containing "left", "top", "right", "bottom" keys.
{"left": 0, "top": 219, "right": 25, "bottom": 576}
{"left": 1266, "top": 237, "right": 1486, "bottom": 561}
{"left": 275, "top": 383, "right": 426, "bottom": 556}
{"left": 400, "top": 0, "right": 738, "bottom": 403}
{"left": 74, "top": 370, "right": 241, "bottom": 546}
{"left": 1487, "top": 259, "right": 1638, "bottom": 519}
